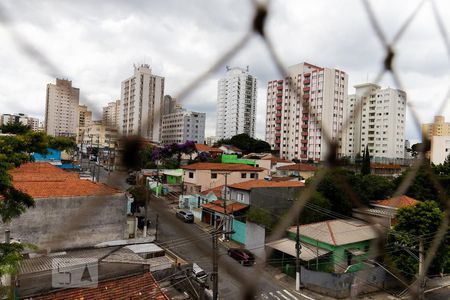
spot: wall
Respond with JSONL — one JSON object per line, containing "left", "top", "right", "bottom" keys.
{"left": 231, "top": 218, "right": 246, "bottom": 244}
{"left": 221, "top": 154, "right": 256, "bottom": 166}
{"left": 1, "top": 194, "right": 127, "bottom": 251}
{"left": 431, "top": 135, "right": 450, "bottom": 165}
{"left": 33, "top": 148, "right": 61, "bottom": 162}
{"left": 245, "top": 221, "right": 266, "bottom": 259}
{"left": 250, "top": 187, "right": 302, "bottom": 217}
{"left": 228, "top": 188, "right": 250, "bottom": 205}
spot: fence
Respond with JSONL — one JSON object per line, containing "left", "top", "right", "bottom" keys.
{"left": 1, "top": 0, "right": 450, "bottom": 299}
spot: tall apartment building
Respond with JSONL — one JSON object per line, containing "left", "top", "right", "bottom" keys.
{"left": 163, "top": 95, "right": 179, "bottom": 115}
{"left": 265, "top": 62, "right": 348, "bottom": 161}
{"left": 344, "top": 83, "right": 406, "bottom": 161}
{"left": 1, "top": 113, "right": 39, "bottom": 131}
{"left": 161, "top": 107, "right": 205, "bottom": 144}
{"left": 102, "top": 100, "right": 120, "bottom": 129}
{"left": 118, "top": 64, "right": 165, "bottom": 141}
{"left": 82, "top": 120, "right": 118, "bottom": 149}
{"left": 77, "top": 105, "right": 93, "bottom": 143}
{"left": 422, "top": 116, "right": 450, "bottom": 141}
{"left": 45, "top": 79, "right": 79, "bottom": 137}
{"left": 216, "top": 67, "right": 257, "bottom": 139}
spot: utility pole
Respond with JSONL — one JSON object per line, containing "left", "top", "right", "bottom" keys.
{"left": 96, "top": 136, "right": 100, "bottom": 182}
{"left": 212, "top": 228, "right": 219, "bottom": 300}
{"left": 295, "top": 215, "right": 302, "bottom": 291}
{"left": 418, "top": 237, "right": 425, "bottom": 300}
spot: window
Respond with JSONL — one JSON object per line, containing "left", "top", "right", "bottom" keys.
{"left": 211, "top": 173, "right": 217, "bottom": 179}
{"left": 188, "top": 172, "right": 194, "bottom": 179}
{"left": 250, "top": 173, "right": 256, "bottom": 179}
{"left": 241, "top": 173, "right": 247, "bottom": 179}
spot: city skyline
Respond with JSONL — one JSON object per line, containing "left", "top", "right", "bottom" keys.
{"left": 1, "top": 0, "right": 450, "bottom": 143}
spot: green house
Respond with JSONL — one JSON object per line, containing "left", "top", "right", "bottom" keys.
{"left": 267, "top": 219, "right": 378, "bottom": 273}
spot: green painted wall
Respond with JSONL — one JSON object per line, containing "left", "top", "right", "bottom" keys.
{"left": 167, "top": 175, "right": 180, "bottom": 184}
{"left": 221, "top": 154, "right": 256, "bottom": 166}
{"left": 231, "top": 219, "right": 246, "bottom": 244}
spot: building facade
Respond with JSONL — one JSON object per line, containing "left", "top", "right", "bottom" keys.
{"left": 216, "top": 67, "right": 257, "bottom": 139}
{"left": 161, "top": 108, "right": 206, "bottom": 144}
{"left": 422, "top": 115, "right": 450, "bottom": 141}
{"left": 82, "top": 120, "right": 118, "bottom": 149}
{"left": 162, "top": 95, "right": 179, "bottom": 115}
{"left": 1, "top": 113, "right": 39, "bottom": 131}
{"left": 265, "top": 62, "right": 348, "bottom": 161}
{"left": 119, "top": 64, "right": 165, "bottom": 141}
{"left": 45, "top": 79, "right": 80, "bottom": 137}
{"left": 344, "top": 83, "right": 406, "bottom": 161}
{"left": 430, "top": 135, "right": 450, "bottom": 165}
{"left": 77, "top": 104, "right": 93, "bottom": 143}
{"left": 102, "top": 100, "right": 120, "bottom": 129}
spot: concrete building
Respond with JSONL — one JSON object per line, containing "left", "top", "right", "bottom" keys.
{"left": 163, "top": 95, "right": 179, "bottom": 115}
{"left": 206, "top": 136, "right": 217, "bottom": 146}
{"left": 1, "top": 113, "right": 39, "bottom": 131}
{"left": 102, "top": 100, "right": 120, "bottom": 129}
{"left": 216, "top": 66, "right": 257, "bottom": 139}
{"left": 82, "top": 120, "right": 118, "bottom": 149}
{"left": 119, "top": 64, "right": 165, "bottom": 141}
{"left": 422, "top": 115, "right": 450, "bottom": 141}
{"left": 45, "top": 78, "right": 80, "bottom": 137}
{"left": 344, "top": 83, "right": 406, "bottom": 161}
{"left": 77, "top": 104, "right": 93, "bottom": 143}
{"left": 161, "top": 108, "right": 206, "bottom": 144}
{"left": 265, "top": 62, "right": 348, "bottom": 161}
{"left": 430, "top": 135, "right": 450, "bottom": 165}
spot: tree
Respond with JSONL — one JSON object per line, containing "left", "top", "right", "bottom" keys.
{"left": 389, "top": 201, "right": 450, "bottom": 279}
{"left": 359, "top": 174, "right": 394, "bottom": 202}
{"left": 215, "top": 133, "right": 271, "bottom": 154}
{"left": 361, "top": 145, "right": 371, "bottom": 175}
{"left": 246, "top": 207, "right": 273, "bottom": 229}
{"left": 0, "top": 123, "right": 31, "bottom": 135}
{"left": 299, "top": 191, "right": 332, "bottom": 224}
{"left": 128, "top": 185, "right": 147, "bottom": 214}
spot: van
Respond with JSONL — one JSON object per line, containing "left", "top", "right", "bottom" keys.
{"left": 192, "top": 263, "right": 208, "bottom": 282}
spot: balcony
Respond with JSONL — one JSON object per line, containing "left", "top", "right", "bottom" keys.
{"left": 275, "top": 119, "right": 281, "bottom": 124}
{"left": 275, "top": 132, "right": 281, "bottom": 137}
{"left": 277, "top": 85, "right": 283, "bottom": 90}
{"left": 303, "top": 87, "right": 310, "bottom": 92}
{"left": 303, "top": 94, "right": 310, "bottom": 100}
{"left": 301, "top": 131, "right": 308, "bottom": 136}
{"left": 275, "top": 126, "right": 281, "bottom": 131}
{"left": 276, "top": 93, "right": 283, "bottom": 97}
{"left": 304, "top": 73, "right": 311, "bottom": 77}
{"left": 275, "top": 139, "right": 281, "bottom": 144}
{"left": 300, "top": 154, "right": 307, "bottom": 159}
{"left": 278, "top": 80, "right": 283, "bottom": 83}
{"left": 302, "top": 116, "right": 309, "bottom": 121}
{"left": 276, "top": 113, "right": 282, "bottom": 117}
{"left": 301, "top": 146, "right": 307, "bottom": 151}
{"left": 275, "top": 105, "right": 282, "bottom": 110}
{"left": 301, "top": 139, "right": 308, "bottom": 144}
{"left": 276, "top": 98, "right": 282, "bottom": 104}
{"left": 302, "top": 101, "right": 309, "bottom": 106}
{"left": 303, "top": 79, "right": 310, "bottom": 85}
{"left": 301, "top": 124, "right": 308, "bottom": 129}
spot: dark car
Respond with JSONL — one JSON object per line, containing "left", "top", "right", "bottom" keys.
{"left": 176, "top": 210, "right": 194, "bottom": 223}
{"left": 227, "top": 248, "right": 255, "bottom": 266}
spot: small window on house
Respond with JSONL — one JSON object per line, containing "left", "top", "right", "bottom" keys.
{"left": 241, "top": 173, "right": 247, "bottom": 179}
{"left": 189, "top": 172, "right": 194, "bottom": 179}
{"left": 250, "top": 173, "right": 256, "bottom": 179}
{"left": 211, "top": 173, "right": 217, "bottom": 179}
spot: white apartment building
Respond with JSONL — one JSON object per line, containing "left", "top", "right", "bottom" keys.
{"left": 45, "top": 79, "right": 79, "bottom": 137}
{"left": 102, "top": 100, "right": 120, "bottom": 129}
{"left": 216, "top": 67, "right": 257, "bottom": 139}
{"left": 161, "top": 108, "right": 205, "bottom": 144}
{"left": 344, "top": 83, "right": 406, "bottom": 161}
{"left": 265, "top": 62, "right": 348, "bottom": 162}
{"left": 430, "top": 135, "right": 450, "bottom": 165}
{"left": 77, "top": 104, "right": 92, "bottom": 143}
{"left": 1, "top": 113, "right": 39, "bottom": 131}
{"left": 119, "top": 64, "right": 165, "bottom": 141}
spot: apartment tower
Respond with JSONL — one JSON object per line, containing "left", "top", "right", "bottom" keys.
{"left": 45, "top": 79, "right": 80, "bottom": 137}
{"left": 344, "top": 83, "right": 406, "bottom": 161}
{"left": 1, "top": 113, "right": 39, "bottom": 131}
{"left": 161, "top": 107, "right": 206, "bottom": 144}
{"left": 265, "top": 62, "right": 348, "bottom": 161}
{"left": 119, "top": 64, "right": 165, "bottom": 141}
{"left": 216, "top": 66, "right": 257, "bottom": 140}
{"left": 102, "top": 100, "right": 120, "bottom": 129}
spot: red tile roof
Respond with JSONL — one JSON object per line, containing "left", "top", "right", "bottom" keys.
{"left": 200, "top": 185, "right": 224, "bottom": 197}
{"left": 33, "top": 272, "right": 168, "bottom": 300}
{"left": 195, "top": 143, "right": 223, "bottom": 153}
{"left": 372, "top": 195, "right": 418, "bottom": 209}
{"left": 276, "top": 163, "right": 317, "bottom": 172}
{"left": 261, "top": 156, "right": 291, "bottom": 164}
{"left": 10, "top": 162, "right": 120, "bottom": 198}
{"left": 202, "top": 200, "right": 248, "bottom": 214}
{"left": 228, "top": 179, "right": 304, "bottom": 191}
{"left": 370, "top": 163, "right": 401, "bottom": 170}
{"left": 182, "top": 163, "right": 265, "bottom": 172}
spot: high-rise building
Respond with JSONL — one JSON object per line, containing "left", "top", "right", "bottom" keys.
{"left": 265, "top": 62, "right": 348, "bottom": 161}
{"left": 161, "top": 107, "right": 205, "bottom": 144}
{"left": 102, "top": 100, "right": 120, "bottom": 129}
{"left": 216, "top": 66, "right": 257, "bottom": 140}
{"left": 163, "top": 95, "right": 179, "bottom": 115}
{"left": 45, "top": 79, "right": 79, "bottom": 137}
{"left": 82, "top": 120, "right": 118, "bottom": 149}
{"left": 344, "top": 83, "right": 406, "bottom": 161}
{"left": 1, "top": 113, "right": 39, "bottom": 131}
{"left": 77, "top": 105, "right": 93, "bottom": 143}
{"left": 422, "top": 116, "right": 450, "bottom": 141}
{"left": 118, "top": 64, "right": 165, "bottom": 141}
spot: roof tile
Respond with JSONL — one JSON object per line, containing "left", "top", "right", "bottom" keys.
{"left": 182, "top": 163, "right": 265, "bottom": 172}
{"left": 372, "top": 195, "right": 418, "bottom": 209}
{"left": 228, "top": 179, "right": 304, "bottom": 191}
{"left": 276, "top": 163, "right": 317, "bottom": 172}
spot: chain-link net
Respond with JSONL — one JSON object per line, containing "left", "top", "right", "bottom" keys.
{"left": 1, "top": 0, "right": 450, "bottom": 299}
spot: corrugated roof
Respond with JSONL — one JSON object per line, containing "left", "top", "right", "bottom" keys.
{"left": 202, "top": 200, "right": 248, "bottom": 214}
{"left": 182, "top": 163, "right": 265, "bottom": 172}
{"left": 266, "top": 238, "right": 329, "bottom": 261}
{"left": 32, "top": 272, "right": 168, "bottom": 300}
{"left": 288, "top": 219, "right": 379, "bottom": 246}
{"left": 372, "top": 195, "right": 418, "bottom": 209}
{"left": 277, "top": 163, "right": 317, "bottom": 172}
{"left": 228, "top": 179, "right": 304, "bottom": 191}
{"left": 10, "top": 162, "right": 120, "bottom": 198}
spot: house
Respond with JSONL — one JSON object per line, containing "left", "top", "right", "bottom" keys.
{"left": 353, "top": 195, "right": 418, "bottom": 227}
{"left": 179, "top": 185, "right": 224, "bottom": 220}
{"left": 370, "top": 163, "right": 404, "bottom": 177}
{"left": 219, "top": 144, "right": 242, "bottom": 155}
{"left": 267, "top": 219, "right": 379, "bottom": 273}
{"left": 221, "top": 154, "right": 272, "bottom": 171}
{"left": 181, "top": 163, "right": 268, "bottom": 194}
{"left": 1, "top": 162, "right": 126, "bottom": 250}
{"left": 226, "top": 179, "right": 304, "bottom": 216}
{"left": 276, "top": 163, "right": 317, "bottom": 179}
{"left": 201, "top": 199, "right": 248, "bottom": 231}
{"left": 195, "top": 143, "right": 223, "bottom": 158}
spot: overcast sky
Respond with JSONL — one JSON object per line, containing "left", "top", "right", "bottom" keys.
{"left": 1, "top": 0, "right": 450, "bottom": 144}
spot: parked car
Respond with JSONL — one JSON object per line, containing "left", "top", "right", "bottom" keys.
{"left": 176, "top": 210, "right": 194, "bottom": 223}
{"left": 227, "top": 248, "right": 255, "bottom": 266}
{"left": 191, "top": 263, "right": 208, "bottom": 283}
{"left": 126, "top": 174, "right": 136, "bottom": 185}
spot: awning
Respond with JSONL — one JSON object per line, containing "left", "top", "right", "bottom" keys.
{"left": 347, "top": 248, "right": 366, "bottom": 256}
{"left": 266, "top": 238, "right": 330, "bottom": 261}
